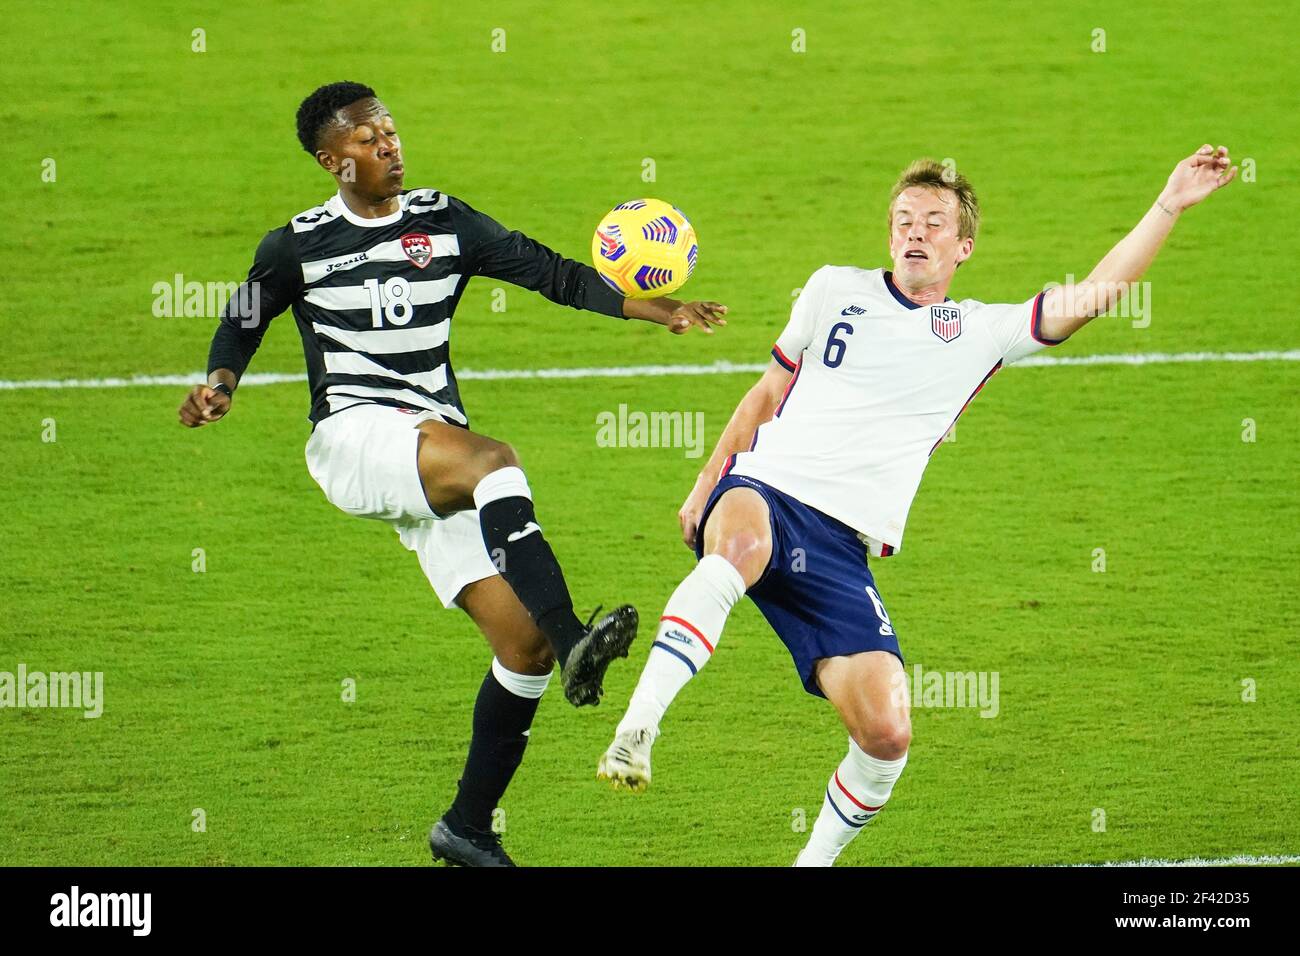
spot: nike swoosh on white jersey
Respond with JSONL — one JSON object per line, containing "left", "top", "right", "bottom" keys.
{"left": 507, "top": 521, "right": 542, "bottom": 542}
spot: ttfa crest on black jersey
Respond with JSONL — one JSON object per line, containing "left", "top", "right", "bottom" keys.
{"left": 401, "top": 233, "right": 434, "bottom": 269}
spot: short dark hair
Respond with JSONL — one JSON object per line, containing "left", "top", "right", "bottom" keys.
{"left": 296, "top": 81, "right": 377, "bottom": 154}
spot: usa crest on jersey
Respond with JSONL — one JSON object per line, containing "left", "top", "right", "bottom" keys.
{"left": 930, "top": 304, "right": 962, "bottom": 342}
{"left": 401, "top": 233, "right": 433, "bottom": 269}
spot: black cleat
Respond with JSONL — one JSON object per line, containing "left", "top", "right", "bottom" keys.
{"left": 428, "top": 818, "right": 515, "bottom": 867}
{"left": 562, "top": 604, "right": 639, "bottom": 707}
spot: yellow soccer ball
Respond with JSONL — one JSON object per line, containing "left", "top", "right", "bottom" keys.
{"left": 591, "top": 199, "right": 698, "bottom": 299}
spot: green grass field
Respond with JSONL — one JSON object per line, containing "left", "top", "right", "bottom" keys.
{"left": 2, "top": 1, "right": 1297, "bottom": 866}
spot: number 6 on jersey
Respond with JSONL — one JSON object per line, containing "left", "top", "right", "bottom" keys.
{"left": 824, "top": 321, "right": 853, "bottom": 368}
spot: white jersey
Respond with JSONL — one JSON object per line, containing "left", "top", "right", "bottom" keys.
{"left": 727, "top": 266, "right": 1063, "bottom": 556}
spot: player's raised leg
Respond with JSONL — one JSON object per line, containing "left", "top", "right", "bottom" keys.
{"left": 429, "top": 575, "right": 554, "bottom": 867}
{"left": 598, "top": 486, "right": 764, "bottom": 790}
{"left": 415, "top": 418, "right": 637, "bottom": 707}
{"left": 794, "top": 651, "right": 911, "bottom": 867}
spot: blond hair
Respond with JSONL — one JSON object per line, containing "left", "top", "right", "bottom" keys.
{"left": 888, "top": 159, "right": 980, "bottom": 240}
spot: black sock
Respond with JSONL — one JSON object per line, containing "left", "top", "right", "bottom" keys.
{"left": 445, "top": 668, "right": 542, "bottom": 835}
{"left": 477, "top": 495, "right": 586, "bottom": 667}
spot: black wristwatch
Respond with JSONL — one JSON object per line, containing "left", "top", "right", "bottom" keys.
{"left": 211, "top": 382, "right": 234, "bottom": 401}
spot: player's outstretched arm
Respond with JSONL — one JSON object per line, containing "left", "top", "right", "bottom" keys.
{"left": 1039, "top": 144, "right": 1237, "bottom": 341}
{"left": 177, "top": 227, "right": 301, "bottom": 427}
{"left": 623, "top": 295, "right": 728, "bottom": 334}
{"left": 678, "top": 360, "right": 792, "bottom": 547}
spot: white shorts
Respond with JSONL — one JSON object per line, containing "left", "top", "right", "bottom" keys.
{"left": 304, "top": 403, "right": 499, "bottom": 609}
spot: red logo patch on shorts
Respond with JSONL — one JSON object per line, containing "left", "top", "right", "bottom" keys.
{"left": 401, "top": 233, "right": 434, "bottom": 269}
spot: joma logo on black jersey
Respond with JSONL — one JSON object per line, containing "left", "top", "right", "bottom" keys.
{"left": 326, "top": 252, "right": 369, "bottom": 274}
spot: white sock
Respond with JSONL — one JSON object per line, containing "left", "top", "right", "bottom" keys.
{"left": 490, "top": 657, "right": 552, "bottom": 699}
{"left": 615, "top": 554, "right": 746, "bottom": 735}
{"left": 795, "top": 739, "right": 908, "bottom": 867}
{"left": 472, "top": 466, "right": 532, "bottom": 508}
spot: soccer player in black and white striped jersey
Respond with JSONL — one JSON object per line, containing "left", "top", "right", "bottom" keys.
{"left": 177, "top": 82, "right": 728, "bottom": 866}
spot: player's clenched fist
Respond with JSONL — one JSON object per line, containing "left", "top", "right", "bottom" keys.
{"left": 178, "top": 384, "right": 231, "bottom": 427}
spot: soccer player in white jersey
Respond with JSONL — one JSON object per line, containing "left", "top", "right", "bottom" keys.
{"left": 599, "top": 146, "right": 1237, "bottom": 865}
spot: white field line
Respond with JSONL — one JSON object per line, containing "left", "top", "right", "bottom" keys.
{"left": 1071, "top": 854, "right": 1300, "bottom": 868}
{"left": 0, "top": 350, "right": 1297, "bottom": 392}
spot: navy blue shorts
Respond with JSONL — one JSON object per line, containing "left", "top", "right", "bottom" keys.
{"left": 695, "top": 473, "right": 903, "bottom": 698}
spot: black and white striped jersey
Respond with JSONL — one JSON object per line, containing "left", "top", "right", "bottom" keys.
{"left": 208, "top": 188, "right": 626, "bottom": 426}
